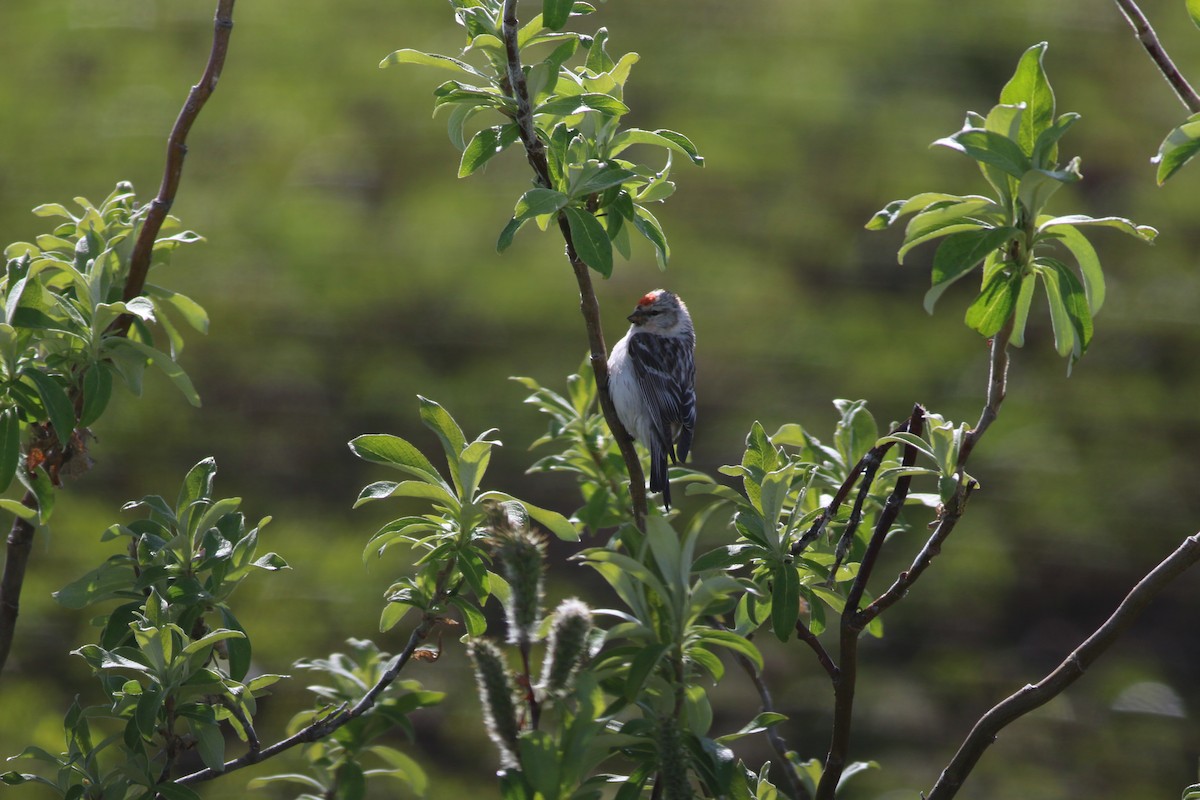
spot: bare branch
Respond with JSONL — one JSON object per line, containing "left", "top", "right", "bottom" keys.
{"left": 816, "top": 407, "right": 922, "bottom": 800}
{"left": 1112, "top": 0, "right": 1200, "bottom": 114}
{"left": 499, "top": 0, "right": 648, "bottom": 527}
{"left": 927, "top": 531, "right": 1200, "bottom": 799}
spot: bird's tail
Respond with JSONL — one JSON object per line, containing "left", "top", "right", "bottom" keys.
{"left": 650, "top": 446, "right": 671, "bottom": 510}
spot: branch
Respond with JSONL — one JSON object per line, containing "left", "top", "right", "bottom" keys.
{"left": 499, "top": 0, "right": 648, "bottom": 528}
{"left": 178, "top": 557, "right": 460, "bottom": 785}
{"left": 120, "top": 0, "right": 237, "bottom": 315}
{"left": 730, "top": 645, "right": 811, "bottom": 800}
{"left": 794, "top": 619, "right": 838, "bottom": 681}
{"left": 926, "top": 531, "right": 1200, "bottom": 799}
{"left": 0, "top": 1, "right": 236, "bottom": 678}
{"left": 0, "top": 492, "right": 38, "bottom": 674}
{"left": 1112, "top": 0, "right": 1200, "bottom": 114}
{"left": 815, "top": 407, "right": 922, "bottom": 800}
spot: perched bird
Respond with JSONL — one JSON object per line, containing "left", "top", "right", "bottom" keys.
{"left": 607, "top": 289, "right": 696, "bottom": 509}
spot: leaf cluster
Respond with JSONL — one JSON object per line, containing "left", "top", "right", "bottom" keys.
{"left": 0, "top": 183, "right": 206, "bottom": 516}
{"left": 381, "top": 0, "right": 702, "bottom": 276}
{"left": 868, "top": 43, "right": 1155, "bottom": 366}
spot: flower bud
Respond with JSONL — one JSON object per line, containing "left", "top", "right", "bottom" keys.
{"left": 467, "top": 639, "right": 520, "bottom": 768}
{"left": 537, "top": 598, "right": 592, "bottom": 696}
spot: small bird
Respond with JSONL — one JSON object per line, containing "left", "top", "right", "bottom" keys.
{"left": 607, "top": 289, "right": 696, "bottom": 509}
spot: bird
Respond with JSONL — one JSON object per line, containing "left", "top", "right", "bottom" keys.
{"left": 607, "top": 289, "right": 696, "bottom": 509}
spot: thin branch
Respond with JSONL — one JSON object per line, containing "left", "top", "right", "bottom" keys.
{"left": 927, "top": 531, "right": 1200, "bottom": 800}
{"left": 815, "top": 407, "right": 922, "bottom": 800}
{"left": 0, "top": 0, "right": 236, "bottom": 679}
{"left": 499, "top": 0, "right": 648, "bottom": 528}
{"left": 794, "top": 619, "right": 838, "bottom": 681}
{"left": 178, "top": 558, "right": 460, "bottom": 786}
{"left": 728, "top": 642, "right": 811, "bottom": 800}
{"left": 1112, "top": 0, "right": 1200, "bottom": 114}
{"left": 120, "top": 0, "right": 237, "bottom": 313}
{"left": 958, "top": 316, "right": 1013, "bottom": 468}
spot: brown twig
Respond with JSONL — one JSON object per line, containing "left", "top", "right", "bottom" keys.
{"left": 1111, "top": 0, "right": 1200, "bottom": 114}
{"left": 0, "top": 2, "right": 237, "bottom": 679}
{"left": 794, "top": 619, "right": 838, "bottom": 681}
{"left": 499, "top": 0, "right": 648, "bottom": 528}
{"left": 926, "top": 531, "right": 1200, "bottom": 799}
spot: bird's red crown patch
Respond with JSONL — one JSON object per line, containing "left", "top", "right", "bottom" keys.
{"left": 638, "top": 291, "right": 661, "bottom": 306}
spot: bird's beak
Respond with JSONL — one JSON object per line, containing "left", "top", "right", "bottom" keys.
{"left": 627, "top": 310, "right": 647, "bottom": 324}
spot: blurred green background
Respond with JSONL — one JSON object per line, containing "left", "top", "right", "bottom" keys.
{"left": 2, "top": 0, "right": 1200, "bottom": 797}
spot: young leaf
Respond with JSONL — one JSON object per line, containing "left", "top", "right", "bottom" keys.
{"left": 24, "top": 370, "right": 76, "bottom": 439}
{"left": 514, "top": 188, "right": 569, "bottom": 221}
{"left": 0, "top": 407, "right": 17, "bottom": 493}
{"left": 563, "top": 206, "right": 613, "bottom": 276}
{"left": 79, "top": 363, "right": 113, "bottom": 427}
{"left": 459, "top": 125, "right": 518, "bottom": 178}
{"left": 964, "top": 270, "right": 1019, "bottom": 337}
{"left": 1045, "top": 223, "right": 1104, "bottom": 313}
{"left": 925, "top": 227, "right": 1018, "bottom": 313}
{"left": 1037, "top": 257, "right": 1093, "bottom": 360}
{"left": 348, "top": 433, "right": 446, "bottom": 486}
{"left": 1152, "top": 112, "right": 1200, "bottom": 185}
{"left": 998, "top": 42, "right": 1055, "bottom": 156}
{"left": 379, "top": 49, "right": 495, "bottom": 84}
{"left": 543, "top": 0, "right": 573, "bottom": 30}
{"left": 934, "top": 129, "right": 1031, "bottom": 179}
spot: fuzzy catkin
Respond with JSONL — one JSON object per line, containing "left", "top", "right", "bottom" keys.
{"left": 538, "top": 598, "right": 592, "bottom": 695}
{"left": 468, "top": 639, "right": 520, "bottom": 768}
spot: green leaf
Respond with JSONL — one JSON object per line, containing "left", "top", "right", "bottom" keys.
{"left": 543, "top": 0, "right": 573, "bottom": 30}
{"left": 478, "top": 491, "right": 580, "bottom": 541}
{"left": 925, "top": 227, "right": 1018, "bottom": 313}
{"left": 608, "top": 128, "right": 705, "bottom": 165}
{"left": 770, "top": 562, "right": 800, "bottom": 642}
{"left": 631, "top": 205, "right": 670, "bottom": 267}
{"left": 417, "top": 396, "right": 466, "bottom": 493}
{"left": 1038, "top": 214, "right": 1158, "bottom": 243}
{"left": 1010, "top": 271, "right": 1037, "bottom": 348}
{"left": 348, "top": 434, "right": 446, "bottom": 486}
{"left": 354, "top": 480, "right": 459, "bottom": 509}
{"left": 964, "top": 270, "right": 1018, "bottom": 337}
{"left": 459, "top": 124, "right": 518, "bottom": 178}
{"left": 1031, "top": 112, "right": 1080, "bottom": 169}
{"left": 1017, "top": 160, "right": 1081, "bottom": 218}
{"left": 79, "top": 362, "right": 113, "bottom": 427}
{"left": 1047, "top": 223, "right": 1105, "bottom": 313}
{"left": 998, "top": 42, "right": 1054, "bottom": 156}
{"left": 534, "top": 92, "right": 630, "bottom": 118}
{"left": 109, "top": 338, "right": 201, "bottom": 406}
{"left": 1037, "top": 257, "right": 1093, "bottom": 361}
{"left": 496, "top": 217, "right": 527, "bottom": 252}
{"left": 0, "top": 407, "right": 18, "bottom": 493}
{"left": 24, "top": 369, "right": 75, "bottom": 438}
{"left": 379, "top": 49, "right": 494, "bottom": 83}
{"left": 865, "top": 192, "right": 984, "bottom": 231}
{"left": 1152, "top": 112, "right": 1200, "bottom": 184}
{"left": 514, "top": 188, "right": 569, "bottom": 221}
{"left": 563, "top": 206, "right": 613, "bottom": 276}
{"left": 934, "top": 128, "right": 1031, "bottom": 179}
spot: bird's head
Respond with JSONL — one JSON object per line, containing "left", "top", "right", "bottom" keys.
{"left": 627, "top": 289, "right": 691, "bottom": 335}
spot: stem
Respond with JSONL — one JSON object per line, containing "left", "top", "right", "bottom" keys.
{"left": 927, "top": 532, "right": 1200, "bottom": 799}
{"left": 795, "top": 619, "right": 838, "bottom": 680}
{"left": 1111, "top": 0, "right": 1200, "bottom": 113}
{"left": 499, "top": 0, "right": 647, "bottom": 528}
{"left": 958, "top": 316, "right": 1013, "bottom": 468}
{"left": 731, "top": 648, "right": 811, "bottom": 800}
{"left": 0, "top": 492, "right": 36, "bottom": 675}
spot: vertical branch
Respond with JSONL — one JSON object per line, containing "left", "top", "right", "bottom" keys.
{"left": 0, "top": 492, "right": 38, "bottom": 674}
{"left": 815, "top": 407, "right": 922, "bottom": 800}
{"left": 0, "top": 0, "right": 236, "bottom": 678}
{"left": 499, "top": 0, "right": 647, "bottom": 527}
{"left": 1111, "top": 0, "right": 1200, "bottom": 113}
{"left": 926, "top": 532, "right": 1200, "bottom": 799}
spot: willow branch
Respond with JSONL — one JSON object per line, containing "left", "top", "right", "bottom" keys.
{"left": 730, "top": 645, "right": 811, "bottom": 800}
{"left": 119, "top": 0, "right": 236, "bottom": 317}
{"left": 0, "top": 0, "right": 235, "bottom": 679}
{"left": 0, "top": 492, "right": 38, "bottom": 674}
{"left": 500, "top": 0, "right": 647, "bottom": 528}
{"left": 178, "top": 560, "right": 458, "bottom": 785}
{"left": 927, "top": 531, "right": 1200, "bottom": 799}
{"left": 1112, "top": 0, "right": 1200, "bottom": 113}
{"left": 815, "top": 407, "right": 921, "bottom": 800}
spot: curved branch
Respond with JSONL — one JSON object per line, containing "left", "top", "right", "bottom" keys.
{"left": 119, "top": 0, "right": 236, "bottom": 315}
{"left": 1111, "top": 0, "right": 1200, "bottom": 114}
{"left": 499, "top": 0, "right": 647, "bottom": 528}
{"left": 927, "top": 532, "right": 1200, "bottom": 799}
